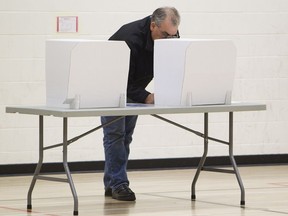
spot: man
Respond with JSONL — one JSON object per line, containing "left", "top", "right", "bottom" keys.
{"left": 101, "top": 7, "right": 180, "bottom": 201}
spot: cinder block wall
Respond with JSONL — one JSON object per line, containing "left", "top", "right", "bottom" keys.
{"left": 1, "top": 0, "right": 287, "bottom": 165}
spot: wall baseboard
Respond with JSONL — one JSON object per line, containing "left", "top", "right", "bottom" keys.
{"left": 1, "top": 154, "right": 287, "bottom": 176}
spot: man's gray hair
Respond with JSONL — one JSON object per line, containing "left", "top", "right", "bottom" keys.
{"left": 151, "top": 7, "right": 180, "bottom": 27}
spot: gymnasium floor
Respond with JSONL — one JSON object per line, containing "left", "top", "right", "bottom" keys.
{"left": 0, "top": 165, "right": 287, "bottom": 216}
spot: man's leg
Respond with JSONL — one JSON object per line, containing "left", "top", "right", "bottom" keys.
{"left": 101, "top": 115, "right": 138, "bottom": 201}
{"left": 123, "top": 115, "right": 138, "bottom": 164}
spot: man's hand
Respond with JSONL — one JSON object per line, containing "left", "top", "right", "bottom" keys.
{"left": 145, "top": 93, "right": 154, "bottom": 104}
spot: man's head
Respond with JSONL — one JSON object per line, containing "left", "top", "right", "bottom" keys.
{"left": 150, "top": 7, "right": 180, "bottom": 40}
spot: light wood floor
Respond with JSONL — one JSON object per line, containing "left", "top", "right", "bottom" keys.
{"left": 0, "top": 165, "right": 287, "bottom": 216}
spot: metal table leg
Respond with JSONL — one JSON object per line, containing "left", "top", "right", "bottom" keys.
{"left": 191, "top": 112, "right": 245, "bottom": 206}
{"left": 63, "top": 117, "right": 79, "bottom": 215}
{"left": 26, "top": 115, "right": 125, "bottom": 215}
{"left": 191, "top": 113, "right": 208, "bottom": 200}
{"left": 27, "top": 115, "right": 44, "bottom": 212}
{"left": 151, "top": 112, "right": 245, "bottom": 205}
{"left": 228, "top": 112, "right": 245, "bottom": 205}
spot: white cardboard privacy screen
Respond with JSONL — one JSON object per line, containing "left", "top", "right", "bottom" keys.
{"left": 46, "top": 39, "right": 130, "bottom": 108}
{"left": 154, "top": 39, "right": 236, "bottom": 106}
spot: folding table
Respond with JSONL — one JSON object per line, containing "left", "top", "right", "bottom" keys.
{"left": 6, "top": 102, "right": 266, "bottom": 215}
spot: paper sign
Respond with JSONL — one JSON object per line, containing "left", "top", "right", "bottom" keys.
{"left": 57, "top": 16, "right": 78, "bottom": 33}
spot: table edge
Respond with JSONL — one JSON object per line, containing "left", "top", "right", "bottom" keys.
{"left": 6, "top": 103, "right": 266, "bottom": 117}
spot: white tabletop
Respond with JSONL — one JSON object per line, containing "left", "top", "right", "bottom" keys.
{"left": 6, "top": 102, "right": 266, "bottom": 118}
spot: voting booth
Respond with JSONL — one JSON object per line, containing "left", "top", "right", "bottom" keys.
{"left": 45, "top": 39, "right": 130, "bottom": 109}
{"left": 154, "top": 39, "right": 236, "bottom": 106}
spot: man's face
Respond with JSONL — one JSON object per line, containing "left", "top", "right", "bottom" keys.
{"left": 150, "top": 18, "right": 179, "bottom": 40}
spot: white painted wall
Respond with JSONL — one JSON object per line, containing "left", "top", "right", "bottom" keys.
{"left": 1, "top": 0, "right": 287, "bottom": 165}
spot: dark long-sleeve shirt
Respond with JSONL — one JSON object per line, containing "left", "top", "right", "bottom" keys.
{"left": 109, "top": 16, "right": 153, "bottom": 103}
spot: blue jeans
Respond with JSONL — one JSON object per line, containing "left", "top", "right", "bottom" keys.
{"left": 101, "top": 115, "right": 138, "bottom": 191}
